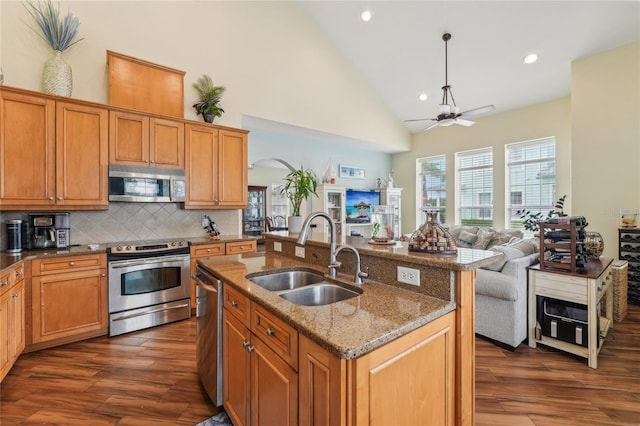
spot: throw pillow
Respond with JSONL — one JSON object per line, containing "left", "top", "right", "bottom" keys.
{"left": 487, "top": 231, "right": 516, "bottom": 248}
{"left": 483, "top": 245, "right": 526, "bottom": 272}
{"left": 456, "top": 230, "right": 478, "bottom": 248}
{"left": 473, "top": 228, "right": 495, "bottom": 250}
{"left": 506, "top": 237, "right": 538, "bottom": 256}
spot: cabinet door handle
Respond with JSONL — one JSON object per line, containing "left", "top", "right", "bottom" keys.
{"left": 266, "top": 328, "right": 275, "bottom": 336}
{"left": 242, "top": 340, "right": 250, "bottom": 348}
{"left": 69, "top": 261, "right": 75, "bottom": 266}
{"left": 247, "top": 345, "right": 255, "bottom": 353}
{"left": 12, "top": 293, "right": 18, "bottom": 298}
{"left": 230, "top": 301, "right": 238, "bottom": 307}
{"left": 57, "top": 197, "right": 63, "bottom": 201}
{"left": 48, "top": 197, "right": 54, "bottom": 201}
{"left": 101, "top": 273, "right": 106, "bottom": 277}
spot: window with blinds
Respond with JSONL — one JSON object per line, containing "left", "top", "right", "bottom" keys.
{"left": 456, "top": 148, "right": 493, "bottom": 226}
{"left": 417, "top": 155, "right": 447, "bottom": 224}
{"left": 506, "top": 137, "right": 556, "bottom": 229}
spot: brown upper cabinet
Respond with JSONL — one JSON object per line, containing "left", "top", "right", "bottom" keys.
{"left": 0, "top": 87, "right": 109, "bottom": 211}
{"left": 185, "top": 124, "right": 248, "bottom": 209}
{"left": 109, "top": 110, "right": 185, "bottom": 169}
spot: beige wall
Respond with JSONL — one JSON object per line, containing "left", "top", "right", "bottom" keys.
{"left": 571, "top": 42, "right": 640, "bottom": 259}
{"left": 0, "top": 1, "right": 410, "bottom": 152}
{"left": 392, "top": 97, "right": 572, "bottom": 233}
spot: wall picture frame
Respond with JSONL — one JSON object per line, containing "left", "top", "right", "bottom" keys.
{"left": 339, "top": 164, "right": 365, "bottom": 179}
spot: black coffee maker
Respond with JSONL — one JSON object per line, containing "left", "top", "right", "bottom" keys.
{"left": 25, "top": 212, "right": 70, "bottom": 250}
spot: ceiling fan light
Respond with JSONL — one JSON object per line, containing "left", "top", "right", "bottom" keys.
{"left": 439, "top": 104, "right": 451, "bottom": 114}
{"left": 524, "top": 53, "right": 538, "bottom": 64}
{"left": 440, "top": 118, "right": 455, "bottom": 127}
{"left": 361, "top": 9, "right": 372, "bottom": 22}
{"left": 419, "top": 93, "right": 428, "bottom": 101}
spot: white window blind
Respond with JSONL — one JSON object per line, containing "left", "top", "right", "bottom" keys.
{"left": 506, "top": 137, "right": 556, "bottom": 229}
{"left": 417, "top": 155, "right": 446, "bottom": 224}
{"left": 456, "top": 148, "right": 493, "bottom": 226}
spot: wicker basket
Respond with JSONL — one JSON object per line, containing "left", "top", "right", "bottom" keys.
{"left": 612, "top": 260, "right": 628, "bottom": 322}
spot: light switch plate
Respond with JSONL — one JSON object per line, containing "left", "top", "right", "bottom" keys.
{"left": 274, "top": 242, "right": 282, "bottom": 252}
{"left": 295, "top": 246, "right": 305, "bottom": 258}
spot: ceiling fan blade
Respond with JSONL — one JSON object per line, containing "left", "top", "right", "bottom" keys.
{"left": 458, "top": 104, "right": 495, "bottom": 118}
{"left": 404, "top": 118, "right": 436, "bottom": 123}
{"left": 454, "top": 118, "right": 475, "bottom": 127}
{"left": 423, "top": 122, "right": 441, "bottom": 131}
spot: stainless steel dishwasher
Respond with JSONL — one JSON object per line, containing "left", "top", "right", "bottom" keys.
{"left": 193, "top": 264, "right": 223, "bottom": 406}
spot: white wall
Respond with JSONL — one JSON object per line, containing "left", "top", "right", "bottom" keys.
{"left": 0, "top": 1, "right": 410, "bottom": 152}
{"left": 571, "top": 42, "right": 640, "bottom": 259}
{"left": 392, "top": 97, "right": 572, "bottom": 233}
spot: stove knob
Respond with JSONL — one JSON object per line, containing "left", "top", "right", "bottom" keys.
{"left": 126, "top": 246, "right": 132, "bottom": 251}
{"left": 170, "top": 242, "right": 177, "bottom": 247}
{"left": 116, "top": 246, "right": 123, "bottom": 251}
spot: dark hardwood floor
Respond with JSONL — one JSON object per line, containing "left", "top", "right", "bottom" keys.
{"left": 1, "top": 304, "right": 638, "bottom": 425}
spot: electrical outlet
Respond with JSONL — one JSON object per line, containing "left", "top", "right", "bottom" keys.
{"left": 274, "top": 242, "right": 282, "bottom": 252}
{"left": 397, "top": 266, "right": 420, "bottom": 286}
{"left": 295, "top": 246, "right": 305, "bottom": 258}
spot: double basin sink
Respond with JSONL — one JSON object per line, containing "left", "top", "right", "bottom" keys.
{"left": 246, "top": 269, "right": 361, "bottom": 306}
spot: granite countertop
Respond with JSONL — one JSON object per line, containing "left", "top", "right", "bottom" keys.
{"left": 264, "top": 230, "right": 501, "bottom": 271}
{"left": 198, "top": 253, "right": 456, "bottom": 360}
{"left": 0, "top": 234, "right": 256, "bottom": 272}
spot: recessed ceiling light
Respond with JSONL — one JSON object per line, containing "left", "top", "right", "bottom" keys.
{"left": 419, "top": 93, "right": 428, "bottom": 101}
{"left": 524, "top": 53, "right": 538, "bottom": 64}
{"left": 361, "top": 9, "right": 372, "bottom": 22}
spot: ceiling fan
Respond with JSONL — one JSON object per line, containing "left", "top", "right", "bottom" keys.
{"left": 406, "top": 33, "right": 495, "bottom": 131}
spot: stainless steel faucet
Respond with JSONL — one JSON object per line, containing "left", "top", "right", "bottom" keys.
{"left": 334, "top": 245, "right": 369, "bottom": 285}
{"left": 297, "top": 212, "right": 368, "bottom": 284}
{"left": 297, "top": 211, "right": 338, "bottom": 278}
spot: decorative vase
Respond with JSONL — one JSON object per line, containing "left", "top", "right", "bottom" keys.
{"left": 203, "top": 113, "right": 216, "bottom": 123}
{"left": 585, "top": 231, "right": 604, "bottom": 258}
{"left": 288, "top": 216, "right": 304, "bottom": 234}
{"left": 409, "top": 210, "right": 457, "bottom": 254}
{"left": 42, "top": 50, "right": 72, "bottom": 96}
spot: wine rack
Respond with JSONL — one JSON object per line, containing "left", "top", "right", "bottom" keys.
{"left": 618, "top": 228, "right": 640, "bottom": 304}
{"left": 539, "top": 221, "right": 587, "bottom": 272}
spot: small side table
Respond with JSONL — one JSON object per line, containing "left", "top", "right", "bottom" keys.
{"left": 528, "top": 258, "right": 613, "bottom": 369}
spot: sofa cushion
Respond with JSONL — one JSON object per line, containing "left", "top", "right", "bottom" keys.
{"left": 447, "top": 225, "right": 478, "bottom": 241}
{"left": 487, "top": 229, "right": 523, "bottom": 248}
{"left": 456, "top": 230, "right": 478, "bottom": 248}
{"left": 483, "top": 245, "right": 525, "bottom": 272}
{"left": 476, "top": 269, "right": 520, "bottom": 301}
{"left": 473, "top": 228, "right": 495, "bottom": 250}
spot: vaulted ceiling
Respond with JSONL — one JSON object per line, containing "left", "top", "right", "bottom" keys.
{"left": 298, "top": 1, "right": 640, "bottom": 134}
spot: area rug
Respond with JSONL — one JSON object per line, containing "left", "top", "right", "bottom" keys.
{"left": 195, "top": 411, "right": 232, "bottom": 426}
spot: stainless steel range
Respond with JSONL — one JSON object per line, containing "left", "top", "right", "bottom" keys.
{"left": 107, "top": 239, "right": 191, "bottom": 336}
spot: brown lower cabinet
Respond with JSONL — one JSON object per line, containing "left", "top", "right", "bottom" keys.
{"left": 0, "top": 264, "right": 26, "bottom": 382}
{"left": 223, "top": 282, "right": 456, "bottom": 426}
{"left": 29, "top": 254, "right": 108, "bottom": 350}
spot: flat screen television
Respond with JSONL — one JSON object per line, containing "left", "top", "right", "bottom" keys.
{"left": 345, "top": 189, "right": 380, "bottom": 223}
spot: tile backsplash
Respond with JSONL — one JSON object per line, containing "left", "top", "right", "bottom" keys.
{"left": 0, "top": 203, "right": 241, "bottom": 250}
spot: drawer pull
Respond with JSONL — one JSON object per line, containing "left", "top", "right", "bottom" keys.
{"left": 15, "top": 271, "right": 23, "bottom": 277}
{"left": 206, "top": 249, "right": 211, "bottom": 253}
{"left": 231, "top": 300, "right": 238, "bottom": 308}
{"left": 266, "top": 328, "right": 275, "bottom": 336}
{"left": 69, "top": 261, "right": 75, "bottom": 266}
{"left": 0, "top": 280, "right": 9, "bottom": 287}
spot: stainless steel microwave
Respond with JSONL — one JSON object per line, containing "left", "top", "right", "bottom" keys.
{"left": 108, "top": 165, "right": 185, "bottom": 203}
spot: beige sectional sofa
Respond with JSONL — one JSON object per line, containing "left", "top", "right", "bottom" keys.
{"left": 447, "top": 225, "right": 540, "bottom": 349}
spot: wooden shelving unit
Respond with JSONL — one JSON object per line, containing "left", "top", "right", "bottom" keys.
{"left": 618, "top": 227, "right": 640, "bottom": 304}
{"left": 539, "top": 221, "right": 585, "bottom": 272}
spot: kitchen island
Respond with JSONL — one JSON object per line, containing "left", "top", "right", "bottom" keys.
{"left": 198, "top": 231, "right": 501, "bottom": 426}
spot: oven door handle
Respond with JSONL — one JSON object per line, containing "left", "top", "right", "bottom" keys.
{"left": 111, "top": 303, "right": 190, "bottom": 322}
{"left": 110, "top": 256, "right": 188, "bottom": 269}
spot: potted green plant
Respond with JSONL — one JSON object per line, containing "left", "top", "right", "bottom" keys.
{"left": 192, "top": 74, "right": 225, "bottom": 123}
{"left": 281, "top": 165, "right": 318, "bottom": 233}
{"left": 515, "top": 194, "right": 567, "bottom": 232}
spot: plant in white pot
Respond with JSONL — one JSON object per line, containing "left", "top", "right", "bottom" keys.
{"left": 281, "top": 165, "right": 318, "bottom": 233}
